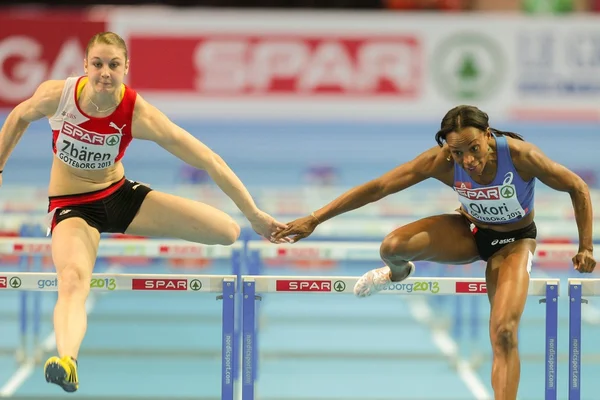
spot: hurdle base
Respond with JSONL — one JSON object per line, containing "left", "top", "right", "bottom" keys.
{"left": 15, "top": 348, "right": 26, "bottom": 366}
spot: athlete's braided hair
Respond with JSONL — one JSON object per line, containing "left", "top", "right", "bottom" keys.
{"left": 435, "top": 105, "right": 524, "bottom": 147}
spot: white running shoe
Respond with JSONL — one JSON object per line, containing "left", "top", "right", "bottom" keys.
{"left": 353, "top": 262, "right": 415, "bottom": 298}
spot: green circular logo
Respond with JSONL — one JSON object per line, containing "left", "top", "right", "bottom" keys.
{"left": 106, "top": 135, "right": 120, "bottom": 146}
{"left": 501, "top": 185, "right": 515, "bottom": 198}
{"left": 334, "top": 280, "right": 346, "bottom": 292}
{"left": 190, "top": 279, "right": 202, "bottom": 291}
{"left": 432, "top": 33, "right": 504, "bottom": 101}
{"left": 10, "top": 277, "right": 21, "bottom": 289}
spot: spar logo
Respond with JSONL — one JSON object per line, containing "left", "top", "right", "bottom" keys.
{"left": 455, "top": 185, "right": 514, "bottom": 201}
{"left": 132, "top": 278, "right": 189, "bottom": 291}
{"left": 456, "top": 186, "right": 501, "bottom": 200}
{"left": 276, "top": 247, "right": 329, "bottom": 259}
{"left": 13, "top": 242, "right": 52, "bottom": 254}
{"left": 456, "top": 172, "right": 516, "bottom": 201}
{"left": 456, "top": 282, "right": 487, "bottom": 294}
{"left": 500, "top": 185, "right": 515, "bottom": 198}
{"left": 432, "top": 32, "right": 504, "bottom": 101}
{"left": 106, "top": 135, "right": 120, "bottom": 146}
{"left": 129, "top": 34, "right": 422, "bottom": 96}
{"left": 131, "top": 278, "right": 202, "bottom": 291}
{"left": 0, "top": 277, "right": 21, "bottom": 289}
{"left": 159, "top": 244, "right": 207, "bottom": 256}
{"left": 61, "top": 122, "right": 109, "bottom": 145}
{"left": 276, "top": 279, "right": 332, "bottom": 292}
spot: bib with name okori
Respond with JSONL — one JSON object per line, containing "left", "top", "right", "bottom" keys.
{"left": 55, "top": 121, "right": 122, "bottom": 170}
{"left": 456, "top": 172, "right": 526, "bottom": 223}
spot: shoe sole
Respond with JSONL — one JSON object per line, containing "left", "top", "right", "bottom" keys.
{"left": 354, "top": 263, "right": 416, "bottom": 297}
{"left": 45, "top": 362, "right": 77, "bottom": 393}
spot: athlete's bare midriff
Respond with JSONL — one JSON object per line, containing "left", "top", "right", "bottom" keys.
{"left": 48, "top": 156, "right": 125, "bottom": 196}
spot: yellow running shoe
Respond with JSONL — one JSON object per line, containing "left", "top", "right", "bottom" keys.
{"left": 44, "top": 356, "right": 79, "bottom": 393}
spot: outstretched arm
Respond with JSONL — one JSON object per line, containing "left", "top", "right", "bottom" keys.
{"left": 516, "top": 142, "right": 595, "bottom": 273}
{"left": 132, "top": 95, "right": 288, "bottom": 241}
{"left": 312, "top": 148, "right": 440, "bottom": 223}
{"left": 274, "top": 146, "right": 451, "bottom": 242}
{"left": 0, "top": 80, "right": 62, "bottom": 173}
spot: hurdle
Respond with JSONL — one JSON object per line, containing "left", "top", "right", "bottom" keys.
{"left": 567, "top": 278, "right": 600, "bottom": 400}
{"left": 242, "top": 241, "right": 562, "bottom": 400}
{"left": 0, "top": 237, "right": 243, "bottom": 400}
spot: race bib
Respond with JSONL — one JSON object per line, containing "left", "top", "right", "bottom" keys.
{"left": 456, "top": 172, "right": 526, "bottom": 223}
{"left": 55, "top": 121, "right": 122, "bottom": 170}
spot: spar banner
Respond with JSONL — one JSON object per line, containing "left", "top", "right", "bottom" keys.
{"left": 2, "top": 8, "right": 599, "bottom": 121}
{"left": 108, "top": 10, "right": 600, "bottom": 120}
{"left": 0, "top": 9, "right": 107, "bottom": 108}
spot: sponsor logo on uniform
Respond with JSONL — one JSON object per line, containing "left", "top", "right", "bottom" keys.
{"left": 491, "top": 238, "right": 515, "bottom": 246}
{"left": 56, "top": 121, "right": 121, "bottom": 169}
{"left": 456, "top": 172, "right": 525, "bottom": 223}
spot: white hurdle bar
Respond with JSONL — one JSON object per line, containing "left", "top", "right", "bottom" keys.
{"left": 0, "top": 237, "right": 243, "bottom": 258}
{"left": 242, "top": 240, "right": 564, "bottom": 400}
{"left": 0, "top": 272, "right": 235, "bottom": 292}
{"left": 0, "top": 238, "right": 243, "bottom": 400}
{"left": 245, "top": 240, "right": 578, "bottom": 267}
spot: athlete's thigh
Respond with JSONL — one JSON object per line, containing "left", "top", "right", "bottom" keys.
{"left": 485, "top": 239, "right": 535, "bottom": 313}
{"left": 384, "top": 213, "right": 480, "bottom": 264}
{"left": 125, "top": 190, "right": 239, "bottom": 244}
{"left": 51, "top": 218, "right": 101, "bottom": 280}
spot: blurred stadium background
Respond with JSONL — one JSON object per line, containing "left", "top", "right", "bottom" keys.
{"left": 0, "top": 1, "right": 599, "bottom": 399}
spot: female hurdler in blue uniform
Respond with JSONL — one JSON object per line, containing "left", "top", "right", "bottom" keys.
{"left": 274, "top": 105, "right": 596, "bottom": 400}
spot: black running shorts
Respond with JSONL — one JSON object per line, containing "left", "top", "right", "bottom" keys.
{"left": 466, "top": 218, "right": 537, "bottom": 262}
{"left": 48, "top": 177, "right": 152, "bottom": 234}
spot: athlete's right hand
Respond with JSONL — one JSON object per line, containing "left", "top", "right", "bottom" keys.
{"left": 273, "top": 215, "right": 319, "bottom": 243}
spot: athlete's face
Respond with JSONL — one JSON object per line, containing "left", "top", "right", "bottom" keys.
{"left": 445, "top": 127, "right": 492, "bottom": 177}
{"left": 84, "top": 44, "right": 129, "bottom": 95}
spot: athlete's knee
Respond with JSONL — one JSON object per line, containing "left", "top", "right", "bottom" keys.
{"left": 216, "top": 218, "right": 241, "bottom": 245}
{"left": 56, "top": 264, "right": 91, "bottom": 298}
{"left": 492, "top": 318, "right": 519, "bottom": 354}
{"left": 380, "top": 233, "right": 413, "bottom": 263}
{"left": 189, "top": 214, "right": 240, "bottom": 245}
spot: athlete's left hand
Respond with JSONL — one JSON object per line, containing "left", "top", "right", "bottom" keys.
{"left": 573, "top": 249, "right": 596, "bottom": 273}
{"left": 247, "top": 210, "right": 292, "bottom": 244}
